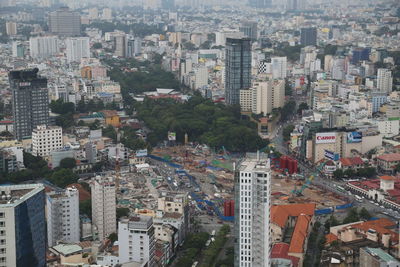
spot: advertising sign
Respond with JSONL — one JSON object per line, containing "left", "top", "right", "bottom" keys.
{"left": 324, "top": 150, "right": 340, "bottom": 161}
{"left": 316, "top": 133, "right": 336, "bottom": 144}
{"left": 136, "top": 149, "right": 148, "bottom": 157}
{"left": 347, "top": 132, "right": 362, "bottom": 143}
{"left": 168, "top": 132, "right": 176, "bottom": 141}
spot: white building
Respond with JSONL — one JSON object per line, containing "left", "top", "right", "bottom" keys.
{"left": 118, "top": 216, "right": 155, "bottom": 266}
{"left": 377, "top": 68, "right": 393, "bottom": 93}
{"left": 46, "top": 187, "right": 80, "bottom": 247}
{"left": 29, "top": 36, "right": 59, "bottom": 58}
{"left": 66, "top": 37, "right": 90, "bottom": 63}
{"left": 6, "top": 22, "right": 17, "bottom": 35}
{"left": 234, "top": 154, "right": 271, "bottom": 267}
{"left": 240, "top": 80, "right": 285, "bottom": 115}
{"left": 91, "top": 175, "right": 116, "bottom": 241}
{"left": 0, "top": 184, "right": 47, "bottom": 267}
{"left": 375, "top": 119, "right": 400, "bottom": 138}
{"left": 32, "top": 125, "right": 63, "bottom": 158}
{"left": 271, "top": 57, "right": 287, "bottom": 79}
{"left": 194, "top": 66, "right": 208, "bottom": 89}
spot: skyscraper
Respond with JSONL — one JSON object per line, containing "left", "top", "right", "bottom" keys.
{"left": 46, "top": 187, "right": 80, "bottom": 247}
{"left": 234, "top": 154, "right": 271, "bottom": 267}
{"left": 91, "top": 175, "right": 116, "bottom": 241}
{"left": 29, "top": 36, "right": 59, "bottom": 58}
{"left": 377, "top": 68, "right": 393, "bottom": 93}
{"left": 300, "top": 27, "right": 317, "bottom": 46}
{"left": 5, "top": 21, "right": 17, "bottom": 35}
{"left": 271, "top": 56, "right": 287, "bottom": 79}
{"left": 49, "top": 7, "right": 81, "bottom": 36}
{"left": 114, "top": 33, "right": 127, "bottom": 58}
{"left": 0, "top": 184, "right": 46, "bottom": 267}
{"left": 9, "top": 69, "right": 50, "bottom": 140}
{"left": 66, "top": 37, "right": 90, "bottom": 63}
{"left": 118, "top": 216, "right": 155, "bottom": 266}
{"left": 225, "top": 38, "right": 251, "bottom": 105}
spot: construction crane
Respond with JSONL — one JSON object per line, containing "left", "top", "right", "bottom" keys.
{"left": 291, "top": 161, "right": 327, "bottom": 196}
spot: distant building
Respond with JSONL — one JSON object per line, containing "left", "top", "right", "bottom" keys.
{"left": 118, "top": 216, "right": 155, "bottom": 266}
{"left": 29, "top": 36, "right": 59, "bottom": 58}
{"left": 300, "top": 27, "right": 317, "bottom": 46}
{"left": 377, "top": 68, "right": 393, "bottom": 93}
{"left": 114, "top": 33, "right": 127, "bottom": 57}
{"left": 91, "top": 175, "right": 116, "bottom": 241}
{"left": 46, "top": 187, "right": 80, "bottom": 247}
{"left": 12, "top": 41, "right": 25, "bottom": 58}
{"left": 234, "top": 154, "right": 271, "bottom": 267}
{"left": 5, "top": 21, "right": 17, "bottom": 35}
{"left": 9, "top": 68, "right": 50, "bottom": 140}
{"left": 239, "top": 21, "right": 258, "bottom": 41}
{"left": 66, "top": 37, "right": 90, "bottom": 63}
{"left": 248, "top": 0, "right": 271, "bottom": 8}
{"left": 351, "top": 47, "right": 370, "bottom": 65}
{"left": 49, "top": 7, "right": 81, "bottom": 36}
{"left": 0, "top": 184, "right": 46, "bottom": 267}
{"left": 225, "top": 38, "right": 251, "bottom": 105}
{"left": 271, "top": 56, "right": 287, "bottom": 79}
{"left": 32, "top": 125, "right": 63, "bottom": 158}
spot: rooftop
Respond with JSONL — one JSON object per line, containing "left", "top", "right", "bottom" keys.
{"left": 0, "top": 184, "right": 44, "bottom": 207}
{"left": 363, "top": 247, "right": 400, "bottom": 263}
{"left": 51, "top": 244, "right": 82, "bottom": 256}
{"left": 340, "top": 157, "right": 363, "bottom": 166}
{"left": 377, "top": 153, "right": 400, "bottom": 162}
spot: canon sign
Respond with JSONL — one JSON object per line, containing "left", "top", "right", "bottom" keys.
{"left": 315, "top": 133, "right": 336, "bottom": 144}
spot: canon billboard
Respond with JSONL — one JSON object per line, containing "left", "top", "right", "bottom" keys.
{"left": 315, "top": 132, "right": 336, "bottom": 144}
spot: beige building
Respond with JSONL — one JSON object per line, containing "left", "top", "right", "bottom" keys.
{"left": 6, "top": 22, "right": 17, "bottom": 35}
{"left": 239, "top": 80, "right": 285, "bottom": 115}
{"left": 32, "top": 125, "right": 63, "bottom": 158}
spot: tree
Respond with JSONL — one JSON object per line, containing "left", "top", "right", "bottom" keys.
{"left": 59, "top": 158, "right": 76, "bottom": 169}
{"left": 116, "top": 207, "right": 130, "bottom": 219}
{"left": 343, "top": 208, "right": 360, "bottom": 224}
{"left": 80, "top": 199, "right": 91, "bottom": 217}
{"left": 92, "top": 42, "right": 102, "bottom": 49}
{"left": 359, "top": 207, "right": 371, "bottom": 220}
{"left": 333, "top": 169, "right": 344, "bottom": 179}
{"left": 282, "top": 125, "right": 295, "bottom": 142}
{"left": 108, "top": 233, "right": 118, "bottom": 243}
{"left": 280, "top": 101, "right": 296, "bottom": 122}
{"left": 103, "top": 125, "right": 117, "bottom": 142}
{"left": 344, "top": 168, "right": 356, "bottom": 178}
{"left": 285, "top": 79, "right": 292, "bottom": 96}
{"left": 49, "top": 168, "right": 79, "bottom": 188}
{"left": 396, "top": 163, "right": 400, "bottom": 173}
{"left": 297, "top": 102, "right": 309, "bottom": 114}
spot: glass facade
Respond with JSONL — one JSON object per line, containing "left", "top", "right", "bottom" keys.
{"left": 225, "top": 38, "right": 251, "bottom": 105}
{"left": 14, "top": 190, "right": 46, "bottom": 267}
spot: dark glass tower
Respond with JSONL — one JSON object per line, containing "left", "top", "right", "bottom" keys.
{"left": 9, "top": 68, "right": 49, "bottom": 140}
{"left": 225, "top": 38, "right": 252, "bottom": 105}
{"left": 300, "top": 27, "right": 317, "bottom": 46}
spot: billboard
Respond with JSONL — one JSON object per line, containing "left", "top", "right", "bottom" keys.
{"left": 347, "top": 132, "right": 362, "bottom": 143}
{"left": 316, "top": 133, "right": 336, "bottom": 144}
{"left": 136, "top": 149, "right": 148, "bottom": 157}
{"left": 324, "top": 150, "right": 340, "bottom": 161}
{"left": 168, "top": 131, "right": 176, "bottom": 141}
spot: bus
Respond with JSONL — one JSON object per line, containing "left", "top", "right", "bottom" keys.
{"left": 337, "top": 186, "right": 346, "bottom": 193}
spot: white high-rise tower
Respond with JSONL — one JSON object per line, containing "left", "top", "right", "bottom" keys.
{"left": 234, "top": 153, "right": 271, "bottom": 267}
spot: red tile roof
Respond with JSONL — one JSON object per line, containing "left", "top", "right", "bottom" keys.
{"left": 271, "top": 203, "right": 316, "bottom": 228}
{"left": 342, "top": 218, "right": 398, "bottom": 242}
{"left": 377, "top": 153, "right": 400, "bottom": 162}
{"left": 288, "top": 214, "right": 312, "bottom": 253}
{"left": 380, "top": 175, "right": 395, "bottom": 181}
{"left": 271, "top": 243, "right": 299, "bottom": 267}
{"left": 325, "top": 233, "right": 338, "bottom": 244}
{"left": 340, "top": 157, "right": 363, "bottom": 166}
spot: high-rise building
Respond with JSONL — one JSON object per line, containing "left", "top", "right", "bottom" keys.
{"left": 225, "top": 38, "right": 252, "bottom": 105}
{"left": 91, "top": 175, "right": 116, "bottom": 241}
{"left": 300, "top": 27, "right": 317, "bottom": 46}
{"left": 114, "top": 34, "right": 127, "bottom": 57}
{"left": 46, "top": 187, "right": 80, "bottom": 247}
{"left": 5, "top": 21, "right": 17, "bottom": 35}
{"left": 66, "top": 37, "right": 90, "bottom": 63}
{"left": 271, "top": 56, "right": 287, "bottom": 79}
{"left": 351, "top": 47, "right": 370, "bottom": 65}
{"left": 377, "top": 68, "right": 393, "bottom": 93}
{"left": 29, "top": 36, "right": 59, "bottom": 58}
{"left": 127, "top": 38, "right": 142, "bottom": 58}
{"left": 240, "top": 80, "right": 285, "bottom": 114}
{"left": 49, "top": 7, "right": 81, "bottom": 36}
{"left": 194, "top": 66, "right": 208, "bottom": 89}
{"left": 239, "top": 21, "right": 258, "bottom": 41}
{"left": 12, "top": 41, "right": 25, "bottom": 58}
{"left": 248, "top": 0, "right": 271, "bottom": 8}
{"left": 32, "top": 125, "right": 63, "bottom": 158}
{"left": 0, "top": 184, "right": 46, "bottom": 267}
{"left": 118, "top": 216, "right": 155, "bottom": 266}
{"left": 102, "top": 8, "right": 112, "bottom": 20}
{"left": 9, "top": 69, "right": 50, "bottom": 140}
{"left": 234, "top": 154, "right": 271, "bottom": 267}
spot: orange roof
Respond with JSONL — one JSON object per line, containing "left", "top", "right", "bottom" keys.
{"left": 271, "top": 203, "right": 316, "bottom": 228}
{"left": 377, "top": 153, "right": 400, "bottom": 162}
{"left": 288, "top": 214, "right": 311, "bottom": 253}
{"left": 340, "top": 157, "right": 363, "bottom": 166}
{"left": 325, "top": 233, "right": 338, "bottom": 244}
{"left": 380, "top": 176, "right": 395, "bottom": 181}
{"left": 101, "top": 110, "right": 119, "bottom": 117}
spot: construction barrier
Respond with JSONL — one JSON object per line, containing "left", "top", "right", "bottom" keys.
{"left": 315, "top": 208, "right": 334, "bottom": 215}
{"left": 335, "top": 203, "right": 353, "bottom": 210}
